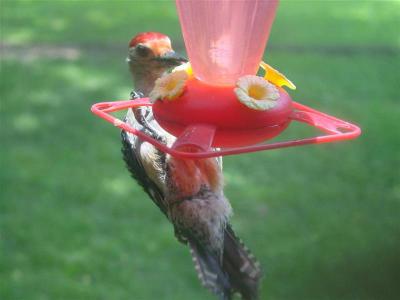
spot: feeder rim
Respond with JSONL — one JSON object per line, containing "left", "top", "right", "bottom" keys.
{"left": 91, "top": 98, "right": 361, "bottom": 159}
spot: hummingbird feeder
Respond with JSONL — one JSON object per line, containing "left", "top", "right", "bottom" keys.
{"left": 91, "top": 0, "right": 361, "bottom": 159}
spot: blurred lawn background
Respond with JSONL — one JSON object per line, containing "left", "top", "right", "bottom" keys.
{"left": 1, "top": 1, "right": 399, "bottom": 299}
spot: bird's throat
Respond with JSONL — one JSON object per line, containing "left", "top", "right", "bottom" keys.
{"left": 129, "top": 63, "right": 166, "bottom": 97}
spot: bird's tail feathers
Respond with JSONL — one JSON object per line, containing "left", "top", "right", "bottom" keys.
{"left": 188, "top": 239, "right": 232, "bottom": 300}
{"left": 222, "top": 225, "right": 262, "bottom": 300}
{"left": 188, "top": 225, "right": 262, "bottom": 300}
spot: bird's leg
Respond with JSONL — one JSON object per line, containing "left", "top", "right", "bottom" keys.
{"left": 130, "top": 90, "right": 167, "bottom": 144}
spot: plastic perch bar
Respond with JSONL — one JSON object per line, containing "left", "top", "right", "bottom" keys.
{"left": 91, "top": 98, "right": 361, "bottom": 159}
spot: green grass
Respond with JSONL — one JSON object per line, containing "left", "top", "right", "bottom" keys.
{"left": 1, "top": 1, "right": 399, "bottom": 299}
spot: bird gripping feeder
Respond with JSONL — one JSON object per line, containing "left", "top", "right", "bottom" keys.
{"left": 91, "top": 0, "right": 361, "bottom": 158}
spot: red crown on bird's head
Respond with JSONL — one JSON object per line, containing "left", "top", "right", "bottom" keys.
{"left": 129, "top": 32, "right": 171, "bottom": 48}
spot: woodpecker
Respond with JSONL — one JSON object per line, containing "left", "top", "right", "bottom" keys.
{"left": 121, "top": 32, "right": 262, "bottom": 300}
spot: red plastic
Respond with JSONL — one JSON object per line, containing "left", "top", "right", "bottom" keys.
{"left": 91, "top": 98, "right": 361, "bottom": 159}
{"left": 153, "top": 77, "right": 292, "bottom": 147}
{"left": 176, "top": 0, "right": 278, "bottom": 85}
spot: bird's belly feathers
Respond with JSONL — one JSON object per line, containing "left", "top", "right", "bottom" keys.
{"left": 169, "top": 187, "right": 232, "bottom": 255}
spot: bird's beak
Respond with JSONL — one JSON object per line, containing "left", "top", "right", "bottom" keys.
{"left": 156, "top": 50, "right": 188, "bottom": 66}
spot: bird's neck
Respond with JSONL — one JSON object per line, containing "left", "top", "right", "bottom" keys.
{"left": 129, "top": 63, "right": 166, "bottom": 96}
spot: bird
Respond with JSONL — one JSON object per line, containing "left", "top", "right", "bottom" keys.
{"left": 121, "top": 32, "right": 262, "bottom": 300}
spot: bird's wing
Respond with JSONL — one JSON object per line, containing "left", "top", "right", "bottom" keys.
{"left": 121, "top": 105, "right": 187, "bottom": 243}
{"left": 121, "top": 117, "right": 168, "bottom": 215}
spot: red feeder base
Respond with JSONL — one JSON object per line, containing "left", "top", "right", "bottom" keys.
{"left": 152, "top": 78, "right": 294, "bottom": 147}
{"left": 91, "top": 97, "right": 361, "bottom": 159}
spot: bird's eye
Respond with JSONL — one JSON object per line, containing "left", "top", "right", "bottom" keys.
{"left": 136, "top": 44, "right": 150, "bottom": 57}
